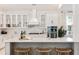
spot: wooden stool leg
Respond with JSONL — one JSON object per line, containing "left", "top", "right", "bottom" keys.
{"left": 58, "top": 52, "right": 60, "bottom": 55}
{"left": 48, "top": 52, "right": 49, "bottom": 55}
{"left": 26, "top": 52, "right": 29, "bottom": 55}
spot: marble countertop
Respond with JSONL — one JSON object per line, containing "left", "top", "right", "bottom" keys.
{"left": 4, "top": 36, "right": 74, "bottom": 43}
{"left": 0, "top": 34, "right": 74, "bottom": 42}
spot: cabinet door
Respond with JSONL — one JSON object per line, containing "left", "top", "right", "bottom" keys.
{"left": 46, "top": 13, "right": 58, "bottom": 26}
{"left": 0, "top": 14, "right": 3, "bottom": 27}
{"left": 6, "top": 15, "right": 11, "bottom": 27}
{"left": 41, "top": 14, "right": 46, "bottom": 27}
{"left": 5, "top": 43, "right": 10, "bottom": 55}
{"left": 53, "top": 14, "right": 58, "bottom": 26}
{"left": 23, "top": 15, "right": 27, "bottom": 27}
{"left": 17, "top": 15, "right": 21, "bottom": 27}
{"left": 12, "top": 15, "right": 16, "bottom": 27}
{"left": 46, "top": 14, "right": 53, "bottom": 26}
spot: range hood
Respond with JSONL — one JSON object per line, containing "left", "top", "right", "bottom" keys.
{"left": 28, "top": 5, "right": 39, "bottom": 25}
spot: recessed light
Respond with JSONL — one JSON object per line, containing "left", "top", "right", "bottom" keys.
{"left": 59, "top": 4, "right": 62, "bottom": 8}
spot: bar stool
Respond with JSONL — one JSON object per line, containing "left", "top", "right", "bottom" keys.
{"left": 35, "top": 48, "right": 52, "bottom": 55}
{"left": 14, "top": 48, "right": 32, "bottom": 55}
{"left": 55, "top": 48, "right": 72, "bottom": 55}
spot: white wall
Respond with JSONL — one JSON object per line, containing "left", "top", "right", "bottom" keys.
{"left": 74, "top": 42, "right": 79, "bottom": 55}
{"left": 5, "top": 42, "right": 10, "bottom": 55}
{"left": 73, "top": 5, "right": 79, "bottom": 42}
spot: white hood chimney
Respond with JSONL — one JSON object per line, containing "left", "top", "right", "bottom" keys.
{"left": 28, "top": 4, "right": 39, "bottom": 25}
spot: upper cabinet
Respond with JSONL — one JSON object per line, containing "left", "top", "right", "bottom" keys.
{"left": 0, "top": 14, "right": 3, "bottom": 27}
{"left": 0, "top": 11, "right": 59, "bottom": 28}
{"left": 12, "top": 15, "right": 17, "bottom": 27}
{"left": 37, "top": 11, "right": 46, "bottom": 27}
{"left": 0, "top": 11, "right": 47, "bottom": 28}
{"left": 23, "top": 15, "right": 27, "bottom": 27}
{"left": 17, "top": 15, "right": 22, "bottom": 27}
{"left": 46, "top": 12, "right": 59, "bottom": 27}
{"left": 40, "top": 14, "right": 46, "bottom": 27}
{"left": 6, "top": 15, "right": 11, "bottom": 27}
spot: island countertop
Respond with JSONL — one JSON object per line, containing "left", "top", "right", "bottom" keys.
{"left": 0, "top": 34, "right": 74, "bottom": 42}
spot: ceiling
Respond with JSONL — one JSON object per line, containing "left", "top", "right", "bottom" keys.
{"left": 0, "top": 4, "right": 59, "bottom": 11}
{"left": 0, "top": 4, "right": 74, "bottom": 12}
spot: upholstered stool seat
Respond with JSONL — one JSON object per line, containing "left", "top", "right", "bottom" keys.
{"left": 14, "top": 48, "right": 32, "bottom": 55}
{"left": 55, "top": 48, "right": 72, "bottom": 55}
{"left": 35, "top": 48, "right": 52, "bottom": 55}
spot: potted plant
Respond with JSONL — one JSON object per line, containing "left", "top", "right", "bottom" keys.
{"left": 58, "top": 26, "right": 66, "bottom": 37}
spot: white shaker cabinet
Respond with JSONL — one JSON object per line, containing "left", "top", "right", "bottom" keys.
{"left": 23, "top": 15, "right": 27, "bottom": 27}
{"left": 46, "top": 13, "right": 59, "bottom": 27}
{"left": 17, "top": 15, "right": 22, "bottom": 27}
{"left": 0, "top": 14, "right": 3, "bottom": 27}
{"left": 6, "top": 15, "right": 11, "bottom": 27}
{"left": 11, "top": 15, "right": 17, "bottom": 27}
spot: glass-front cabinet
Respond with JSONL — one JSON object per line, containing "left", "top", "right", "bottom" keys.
{"left": 17, "top": 15, "right": 22, "bottom": 27}
{"left": 0, "top": 14, "right": 3, "bottom": 27}
{"left": 12, "top": 15, "right": 17, "bottom": 27}
{"left": 0, "top": 13, "right": 28, "bottom": 28}
{"left": 23, "top": 15, "right": 27, "bottom": 27}
{"left": 0, "top": 11, "right": 46, "bottom": 29}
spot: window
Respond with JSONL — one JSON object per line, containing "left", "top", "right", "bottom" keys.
{"left": 66, "top": 16, "right": 73, "bottom": 25}
{"left": 66, "top": 15, "right": 73, "bottom": 37}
